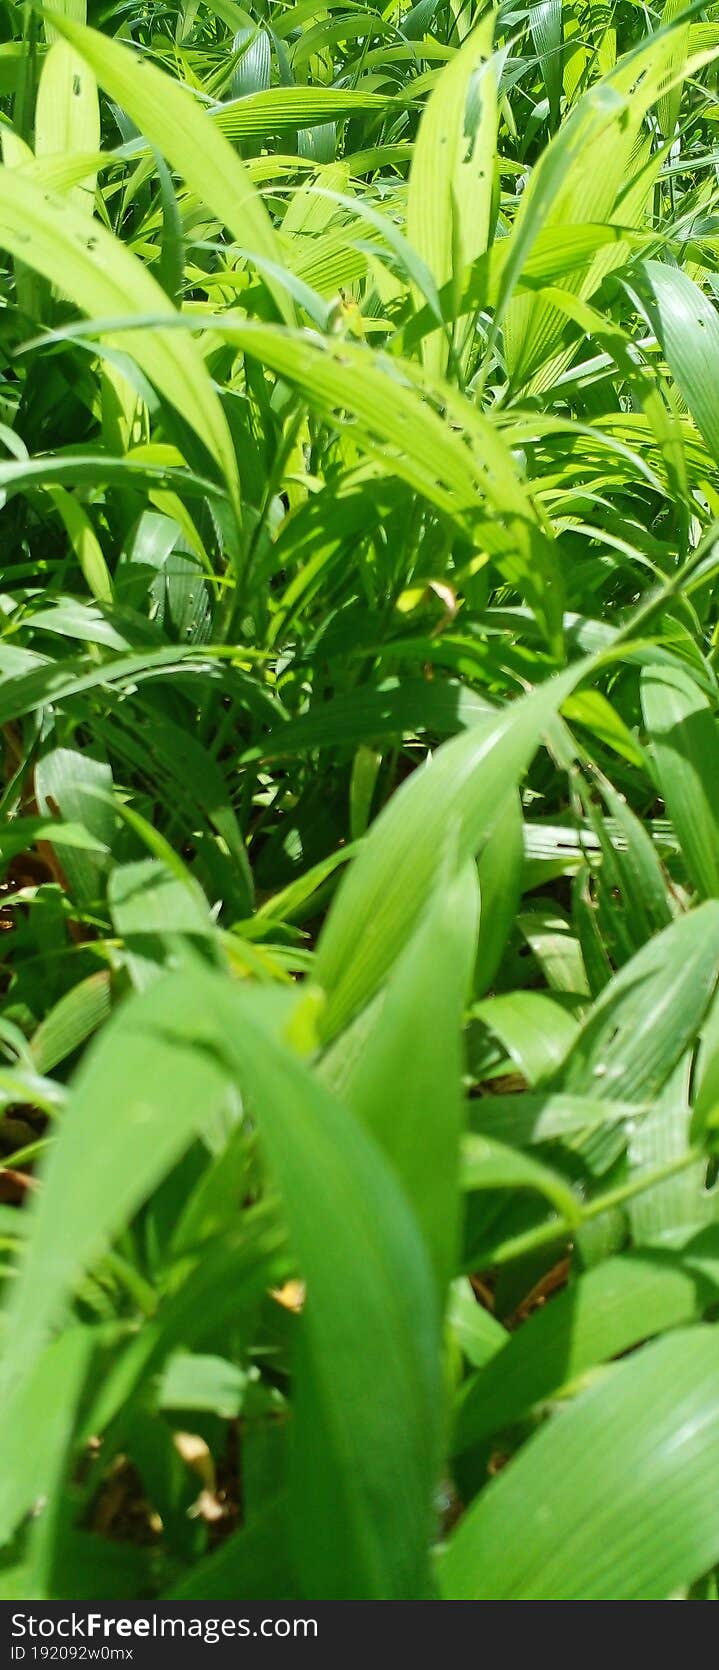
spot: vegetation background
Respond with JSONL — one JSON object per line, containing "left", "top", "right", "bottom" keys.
{"left": 2, "top": 0, "right": 719, "bottom": 1602}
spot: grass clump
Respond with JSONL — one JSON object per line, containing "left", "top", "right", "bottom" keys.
{"left": 2, "top": 0, "right": 719, "bottom": 1602}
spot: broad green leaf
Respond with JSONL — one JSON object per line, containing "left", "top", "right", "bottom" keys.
{"left": 0, "top": 642, "right": 281, "bottom": 730}
{"left": 517, "top": 905, "right": 589, "bottom": 994}
{"left": 0, "top": 1328, "right": 91, "bottom": 1546}
{"left": 0, "top": 450, "right": 224, "bottom": 504}
{"left": 215, "top": 86, "right": 408, "bottom": 137}
{"left": 202, "top": 974, "right": 442, "bottom": 1601}
{"left": 256, "top": 677, "right": 492, "bottom": 759}
{"left": 474, "top": 792, "right": 524, "bottom": 998}
{"left": 315, "top": 663, "right": 587, "bottom": 1036}
{"left": 558, "top": 902, "right": 719, "bottom": 1104}
{"left": 585, "top": 771, "right": 674, "bottom": 959}
{"left": 530, "top": 0, "right": 563, "bottom": 126}
{"left": 34, "top": 36, "right": 99, "bottom": 214}
{"left": 108, "top": 859, "right": 214, "bottom": 986}
{"left": 471, "top": 1090, "right": 643, "bottom": 1147}
{"left": 473, "top": 990, "right": 579, "bottom": 1085}
{"left": 442, "top": 1325, "right": 719, "bottom": 1599}
{"left": 461, "top": 1132, "right": 581, "bottom": 1224}
{"left": 43, "top": 2, "right": 88, "bottom": 45}
{"left": 46, "top": 485, "right": 113, "bottom": 603}
{"left": 447, "top": 1278, "right": 507, "bottom": 1369}
{"left": 31, "top": 972, "right": 111, "bottom": 1074}
{"left": 454, "top": 1239, "right": 719, "bottom": 1455}
{"left": 657, "top": 0, "right": 690, "bottom": 137}
{"left": 642, "top": 662, "right": 719, "bottom": 899}
{"left": 157, "top": 1352, "right": 248, "bottom": 1418}
{"left": 640, "top": 261, "right": 719, "bottom": 470}
{"left": 407, "top": 13, "right": 497, "bottom": 373}
{"left": 324, "top": 858, "right": 479, "bottom": 1295}
{"left": 0, "top": 817, "right": 107, "bottom": 869}
{"left": 628, "top": 1055, "right": 716, "bottom": 1244}
{"left": 34, "top": 744, "right": 115, "bottom": 903}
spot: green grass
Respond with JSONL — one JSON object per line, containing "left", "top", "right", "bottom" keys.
{"left": 2, "top": 0, "right": 719, "bottom": 1602}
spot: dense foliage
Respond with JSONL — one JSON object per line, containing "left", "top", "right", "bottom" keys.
{"left": 3, "top": 0, "right": 719, "bottom": 1603}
